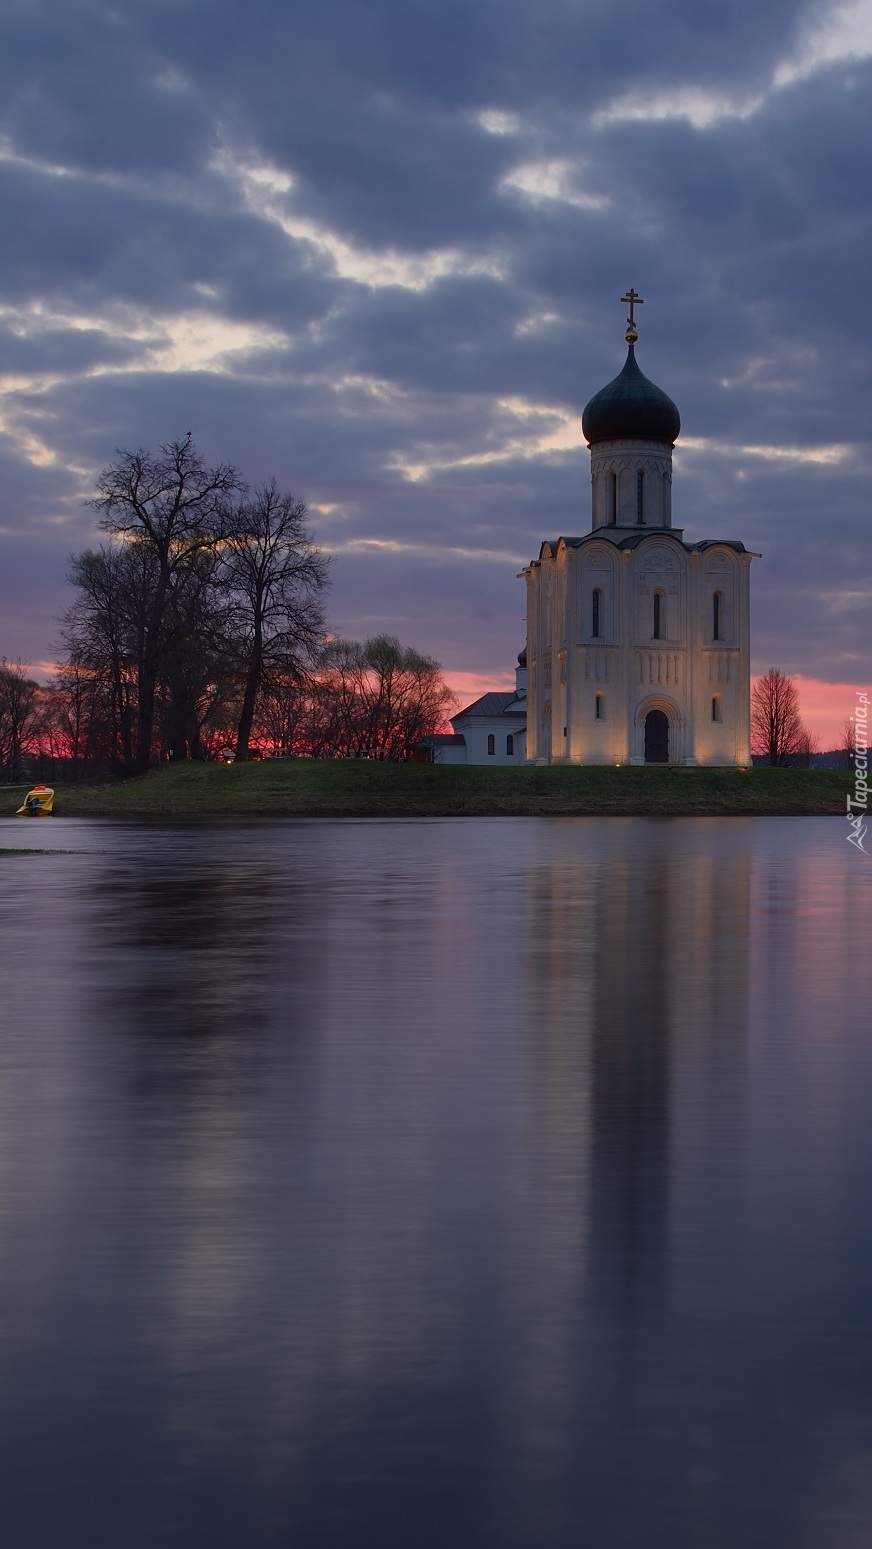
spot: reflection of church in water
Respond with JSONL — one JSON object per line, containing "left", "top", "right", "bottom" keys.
{"left": 525, "top": 826, "right": 751, "bottom": 1331}
{"left": 522, "top": 292, "right": 758, "bottom": 766}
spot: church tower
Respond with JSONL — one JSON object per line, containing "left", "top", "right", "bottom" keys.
{"left": 521, "top": 292, "right": 756, "bottom": 766}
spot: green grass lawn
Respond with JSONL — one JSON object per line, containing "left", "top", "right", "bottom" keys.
{"left": 3, "top": 760, "right": 848, "bottom": 818}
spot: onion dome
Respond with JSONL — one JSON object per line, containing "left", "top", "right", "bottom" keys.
{"left": 582, "top": 345, "right": 680, "bottom": 447}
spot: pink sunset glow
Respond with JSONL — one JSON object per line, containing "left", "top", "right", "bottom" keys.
{"left": 770, "top": 677, "right": 861, "bottom": 748}
{"left": 447, "top": 670, "right": 516, "bottom": 705}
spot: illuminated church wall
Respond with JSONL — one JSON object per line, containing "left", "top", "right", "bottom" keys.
{"left": 522, "top": 295, "right": 756, "bottom": 768}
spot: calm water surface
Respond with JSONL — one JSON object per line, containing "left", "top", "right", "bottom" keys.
{"left": 0, "top": 816, "right": 870, "bottom": 1548}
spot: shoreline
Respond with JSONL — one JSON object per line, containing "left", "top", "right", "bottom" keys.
{"left": 2, "top": 762, "right": 848, "bottom": 820}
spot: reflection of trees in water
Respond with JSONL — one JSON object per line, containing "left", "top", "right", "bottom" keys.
{"left": 96, "top": 862, "right": 277, "bottom": 1042}
{"left": 81, "top": 849, "right": 339, "bottom": 1491}
{"left": 86, "top": 846, "right": 335, "bottom": 1160}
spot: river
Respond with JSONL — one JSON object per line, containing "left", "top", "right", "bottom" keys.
{"left": 0, "top": 816, "right": 869, "bottom": 1547}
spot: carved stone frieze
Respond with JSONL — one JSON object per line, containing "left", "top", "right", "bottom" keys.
{"left": 642, "top": 549, "right": 677, "bottom": 572}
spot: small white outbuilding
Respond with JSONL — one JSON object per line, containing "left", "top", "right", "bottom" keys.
{"left": 423, "top": 653, "right": 527, "bottom": 766}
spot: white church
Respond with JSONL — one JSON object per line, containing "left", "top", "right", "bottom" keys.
{"left": 429, "top": 292, "right": 756, "bottom": 767}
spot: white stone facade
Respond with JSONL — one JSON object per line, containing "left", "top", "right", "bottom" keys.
{"left": 590, "top": 439, "right": 674, "bottom": 530}
{"left": 521, "top": 320, "right": 758, "bottom": 768}
{"left": 449, "top": 712, "right": 526, "bottom": 765}
{"left": 443, "top": 319, "right": 756, "bottom": 770}
{"left": 523, "top": 529, "right": 754, "bottom": 766}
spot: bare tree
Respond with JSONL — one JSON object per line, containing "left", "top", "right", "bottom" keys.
{"left": 254, "top": 676, "right": 311, "bottom": 756}
{"left": 840, "top": 714, "right": 857, "bottom": 771}
{"left": 0, "top": 659, "right": 41, "bottom": 782}
{"left": 40, "top": 665, "right": 111, "bottom": 778}
{"left": 222, "top": 481, "right": 329, "bottom": 761}
{"left": 92, "top": 434, "right": 241, "bottom": 769}
{"left": 312, "top": 638, "right": 369, "bottom": 757}
{"left": 751, "top": 668, "right": 809, "bottom": 766}
{"left": 358, "top": 635, "right": 456, "bottom": 760}
{"left": 791, "top": 726, "right": 820, "bottom": 769}
{"left": 158, "top": 548, "right": 238, "bottom": 761}
{"left": 63, "top": 441, "right": 335, "bottom": 767}
{"left": 314, "top": 636, "right": 456, "bottom": 761}
{"left": 61, "top": 538, "right": 241, "bottom": 766}
{"left": 61, "top": 543, "right": 147, "bottom": 770}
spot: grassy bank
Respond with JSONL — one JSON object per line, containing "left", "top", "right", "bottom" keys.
{"left": 4, "top": 760, "right": 848, "bottom": 818}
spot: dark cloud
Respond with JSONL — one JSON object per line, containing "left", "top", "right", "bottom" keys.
{"left": 0, "top": 0, "right": 869, "bottom": 712}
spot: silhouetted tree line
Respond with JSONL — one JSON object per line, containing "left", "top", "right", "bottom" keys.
{"left": 1, "top": 435, "right": 456, "bottom": 780}
{"left": 0, "top": 658, "right": 42, "bottom": 783}
{"left": 265, "top": 636, "right": 457, "bottom": 760}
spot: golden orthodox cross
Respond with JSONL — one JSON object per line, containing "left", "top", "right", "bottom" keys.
{"left": 621, "top": 288, "right": 643, "bottom": 324}
{"left": 621, "top": 288, "right": 643, "bottom": 343}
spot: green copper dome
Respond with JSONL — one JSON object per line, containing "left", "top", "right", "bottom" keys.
{"left": 582, "top": 346, "right": 681, "bottom": 447}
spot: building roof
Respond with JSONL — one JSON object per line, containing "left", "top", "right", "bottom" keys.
{"left": 452, "top": 691, "right": 527, "bottom": 722}
{"left": 531, "top": 531, "right": 754, "bottom": 564}
{"left": 419, "top": 733, "right": 466, "bottom": 745}
{"left": 582, "top": 345, "right": 681, "bottom": 447}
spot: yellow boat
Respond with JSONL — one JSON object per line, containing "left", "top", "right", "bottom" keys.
{"left": 16, "top": 785, "right": 54, "bottom": 816}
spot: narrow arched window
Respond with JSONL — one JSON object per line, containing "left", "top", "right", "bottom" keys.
{"left": 713, "top": 590, "right": 723, "bottom": 641}
{"left": 653, "top": 592, "right": 662, "bottom": 639}
{"left": 506, "top": 734, "right": 514, "bottom": 756}
{"left": 636, "top": 469, "right": 645, "bottom": 524}
{"left": 662, "top": 470, "right": 670, "bottom": 523}
{"left": 592, "top": 587, "right": 602, "bottom": 638}
{"left": 712, "top": 696, "right": 722, "bottom": 723}
{"left": 609, "top": 472, "right": 617, "bottom": 524}
{"left": 595, "top": 694, "right": 605, "bottom": 720}
{"left": 487, "top": 734, "right": 495, "bottom": 756}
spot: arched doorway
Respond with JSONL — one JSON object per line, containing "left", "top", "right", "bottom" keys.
{"left": 644, "top": 709, "right": 669, "bottom": 764}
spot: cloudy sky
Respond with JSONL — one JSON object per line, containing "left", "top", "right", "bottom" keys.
{"left": 1, "top": 0, "right": 869, "bottom": 738}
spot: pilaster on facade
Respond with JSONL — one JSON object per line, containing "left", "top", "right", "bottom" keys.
{"left": 704, "top": 647, "right": 738, "bottom": 683}
{"left": 637, "top": 650, "right": 684, "bottom": 687}
{"left": 578, "top": 646, "right": 616, "bottom": 682}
